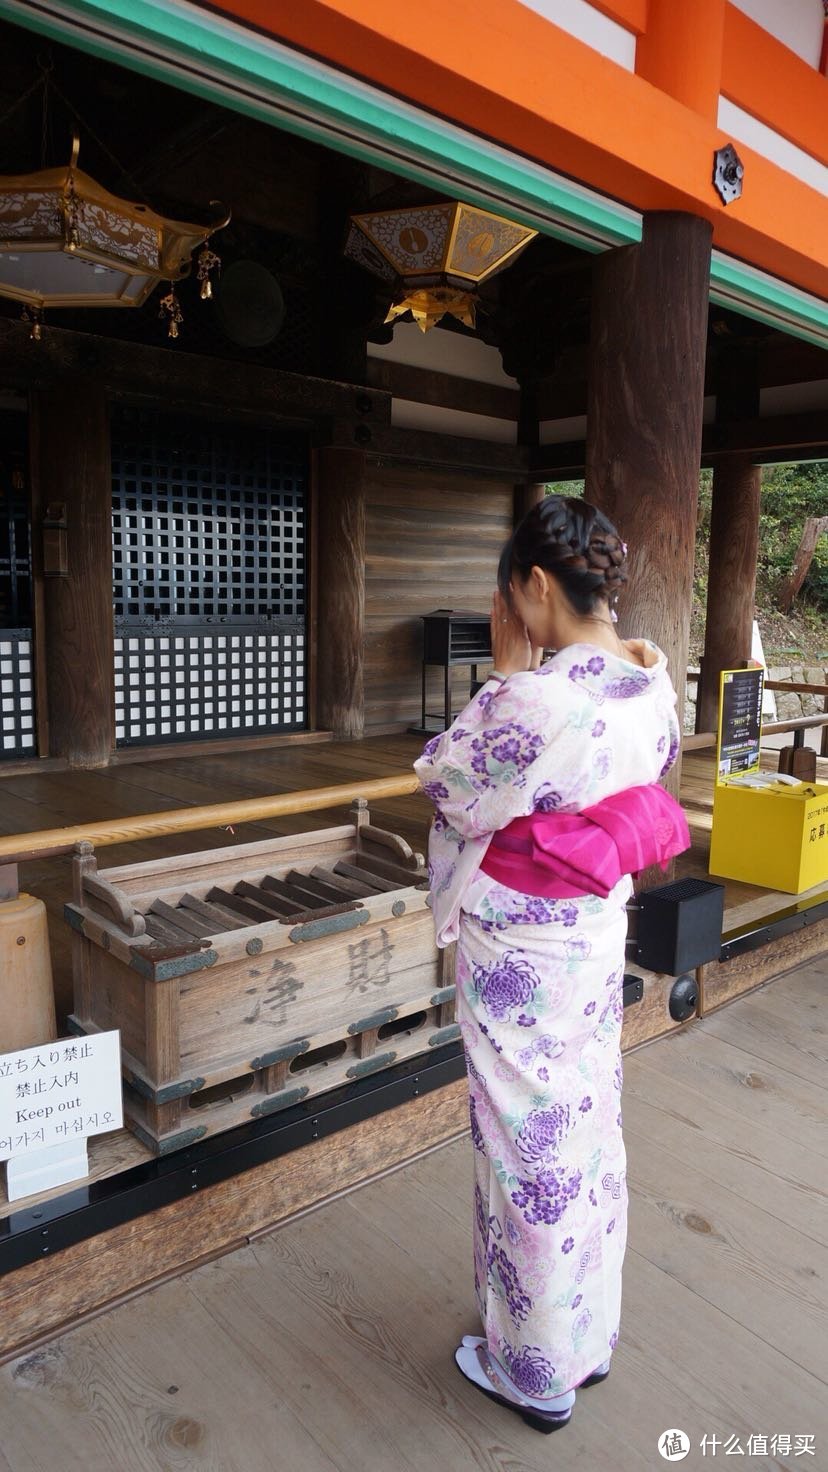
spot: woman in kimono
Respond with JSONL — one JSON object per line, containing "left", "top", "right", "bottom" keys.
{"left": 413, "top": 495, "right": 685, "bottom": 1434}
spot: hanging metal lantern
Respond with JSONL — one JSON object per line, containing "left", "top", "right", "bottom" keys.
{"left": 344, "top": 201, "right": 537, "bottom": 331}
{"left": 0, "top": 133, "right": 228, "bottom": 317}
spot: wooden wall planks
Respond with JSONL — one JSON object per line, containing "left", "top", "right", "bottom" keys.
{"left": 363, "top": 464, "right": 513, "bottom": 730}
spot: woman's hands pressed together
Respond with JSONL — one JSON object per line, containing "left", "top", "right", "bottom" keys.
{"left": 491, "top": 588, "right": 543, "bottom": 678}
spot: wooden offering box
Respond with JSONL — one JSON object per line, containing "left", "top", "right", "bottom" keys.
{"left": 65, "top": 801, "right": 456, "bottom": 1154}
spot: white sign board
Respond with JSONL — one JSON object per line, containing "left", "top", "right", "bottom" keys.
{"left": 0, "top": 1031, "right": 123, "bottom": 1160}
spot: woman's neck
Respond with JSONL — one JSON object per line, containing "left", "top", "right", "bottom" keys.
{"left": 554, "top": 610, "right": 630, "bottom": 661}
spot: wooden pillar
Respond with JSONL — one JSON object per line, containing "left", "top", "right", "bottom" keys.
{"left": 585, "top": 212, "right": 713, "bottom": 799}
{"left": 696, "top": 457, "right": 762, "bottom": 733}
{"left": 314, "top": 446, "right": 366, "bottom": 739}
{"left": 513, "top": 482, "right": 545, "bottom": 527}
{"left": 30, "top": 383, "right": 113, "bottom": 767}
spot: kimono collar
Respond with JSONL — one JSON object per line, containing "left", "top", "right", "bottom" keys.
{"left": 541, "top": 640, "right": 668, "bottom": 700}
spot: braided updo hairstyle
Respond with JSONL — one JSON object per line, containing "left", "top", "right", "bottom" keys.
{"left": 498, "top": 494, "right": 628, "bottom": 618}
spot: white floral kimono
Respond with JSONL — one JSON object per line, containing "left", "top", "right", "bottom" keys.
{"left": 413, "top": 640, "right": 680, "bottom": 1398}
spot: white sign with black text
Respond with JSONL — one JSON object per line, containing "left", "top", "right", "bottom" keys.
{"left": 0, "top": 1030, "right": 123, "bottom": 1161}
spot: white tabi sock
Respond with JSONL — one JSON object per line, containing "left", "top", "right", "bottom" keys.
{"left": 461, "top": 1336, "right": 610, "bottom": 1386}
{"left": 455, "top": 1342, "right": 576, "bottom": 1412}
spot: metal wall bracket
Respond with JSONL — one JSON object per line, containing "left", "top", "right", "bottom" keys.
{"left": 713, "top": 144, "right": 744, "bottom": 204}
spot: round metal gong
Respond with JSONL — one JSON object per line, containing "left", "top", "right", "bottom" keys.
{"left": 214, "top": 259, "right": 285, "bottom": 347}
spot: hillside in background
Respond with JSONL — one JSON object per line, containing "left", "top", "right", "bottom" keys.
{"left": 547, "top": 465, "right": 828, "bottom": 666}
{"left": 691, "top": 462, "right": 828, "bottom": 665}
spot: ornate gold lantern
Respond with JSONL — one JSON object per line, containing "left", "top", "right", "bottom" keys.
{"left": 0, "top": 135, "right": 228, "bottom": 337}
{"left": 344, "top": 201, "right": 537, "bottom": 331}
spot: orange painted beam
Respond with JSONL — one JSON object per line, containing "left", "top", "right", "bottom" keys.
{"left": 586, "top": 0, "right": 646, "bottom": 34}
{"left": 722, "top": 5, "right": 828, "bottom": 168}
{"left": 210, "top": 0, "right": 828, "bottom": 299}
{"left": 636, "top": 0, "right": 725, "bottom": 121}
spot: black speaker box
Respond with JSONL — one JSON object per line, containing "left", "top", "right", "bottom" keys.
{"left": 635, "top": 877, "right": 725, "bottom": 975}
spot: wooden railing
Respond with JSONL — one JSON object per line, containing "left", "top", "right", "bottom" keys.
{"left": 0, "top": 775, "right": 422, "bottom": 868}
{"left": 0, "top": 694, "right": 825, "bottom": 877}
{"left": 684, "top": 671, "right": 828, "bottom": 756}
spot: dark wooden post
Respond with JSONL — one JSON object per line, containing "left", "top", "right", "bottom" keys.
{"left": 314, "top": 445, "right": 366, "bottom": 739}
{"left": 513, "top": 482, "right": 546, "bottom": 527}
{"left": 585, "top": 211, "right": 712, "bottom": 801}
{"left": 696, "top": 456, "right": 763, "bottom": 733}
{"left": 30, "top": 383, "right": 113, "bottom": 767}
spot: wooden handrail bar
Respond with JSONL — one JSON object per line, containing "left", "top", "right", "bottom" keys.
{"left": 765, "top": 681, "right": 828, "bottom": 697}
{"left": 0, "top": 774, "right": 422, "bottom": 866}
{"left": 685, "top": 670, "right": 828, "bottom": 698}
{"left": 682, "top": 712, "right": 828, "bottom": 752}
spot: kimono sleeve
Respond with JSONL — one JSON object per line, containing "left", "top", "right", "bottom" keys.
{"left": 656, "top": 673, "right": 682, "bottom": 779}
{"left": 413, "top": 672, "right": 569, "bottom": 840}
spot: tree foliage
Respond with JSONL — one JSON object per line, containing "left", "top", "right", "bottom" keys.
{"left": 755, "top": 462, "right": 828, "bottom": 611}
{"left": 547, "top": 464, "right": 828, "bottom": 614}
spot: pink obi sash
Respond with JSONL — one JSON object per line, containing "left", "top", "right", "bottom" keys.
{"left": 479, "top": 782, "right": 690, "bottom": 899}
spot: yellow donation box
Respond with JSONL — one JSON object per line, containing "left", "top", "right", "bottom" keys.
{"left": 709, "top": 667, "right": 828, "bottom": 894}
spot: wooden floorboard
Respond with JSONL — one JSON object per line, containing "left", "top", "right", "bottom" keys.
{"left": 0, "top": 958, "right": 825, "bottom": 1471}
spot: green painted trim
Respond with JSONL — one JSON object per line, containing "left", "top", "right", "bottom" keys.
{"left": 2, "top": 0, "right": 826, "bottom": 346}
{"left": 0, "top": 0, "right": 639, "bottom": 256}
{"left": 710, "top": 251, "right": 828, "bottom": 350}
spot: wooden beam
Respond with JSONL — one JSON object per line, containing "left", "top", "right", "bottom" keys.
{"left": 531, "top": 406, "right": 828, "bottom": 478}
{"left": 366, "top": 358, "right": 520, "bottom": 421}
{"left": 314, "top": 447, "right": 366, "bottom": 740}
{"left": 532, "top": 442, "right": 587, "bottom": 478}
{"left": 536, "top": 335, "right": 828, "bottom": 426}
{"left": 0, "top": 320, "right": 391, "bottom": 428}
{"left": 29, "top": 384, "right": 114, "bottom": 768}
{"left": 705, "top": 410, "right": 828, "bottom": 458}
{"left": 367, "top": 426, "right": 530, "bottom": 476}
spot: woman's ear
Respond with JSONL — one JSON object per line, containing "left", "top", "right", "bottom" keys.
{"left": 530, "top": 564, "right": 550, "bottom": 602}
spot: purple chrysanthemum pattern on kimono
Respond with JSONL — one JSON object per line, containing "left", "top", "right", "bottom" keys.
{"left": 517, "top": 1104, "right": 571, "bottom": 1165}
{"left": 473, "top": 950, "right": 540, "bottom": 1021}
{"left": 501, "top": 1342, "right": 557, "bottom": 1398}
{"left": 487, "top": 1242, "right": 534, "bottom": 1324}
